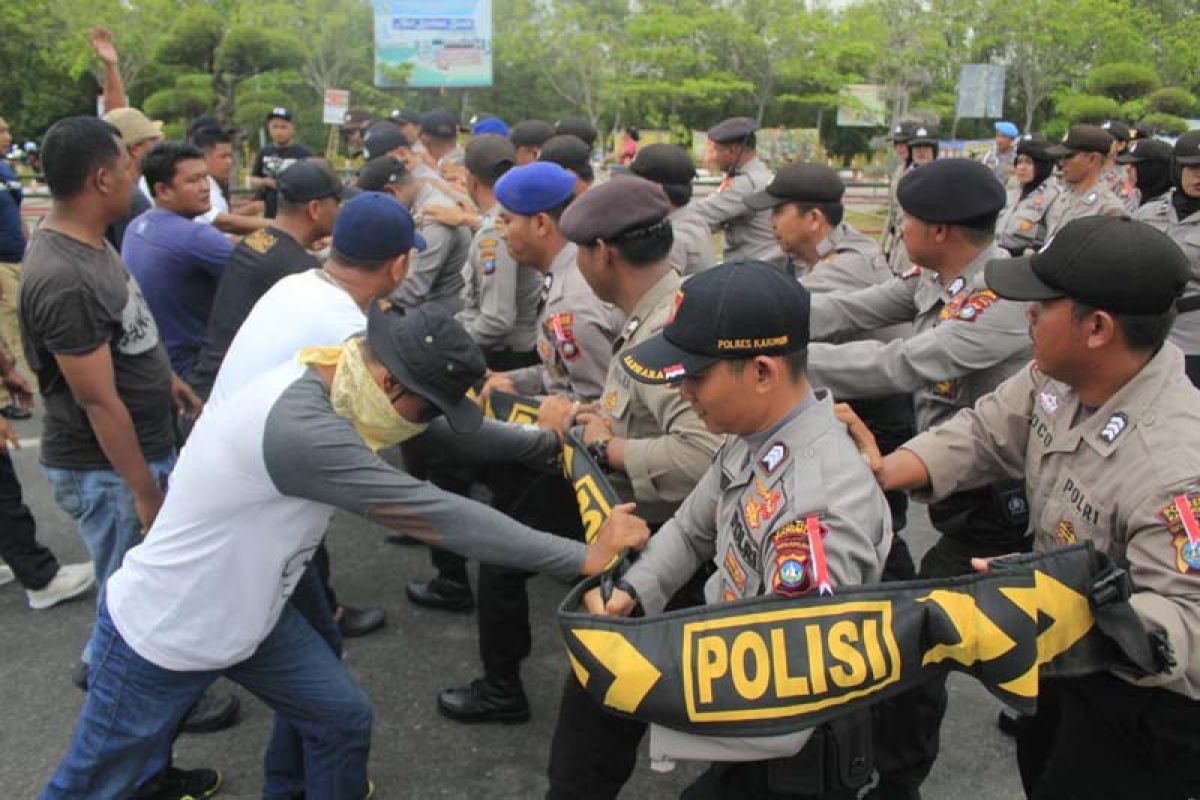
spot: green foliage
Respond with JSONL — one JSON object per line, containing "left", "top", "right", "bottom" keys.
{"left": 1054, "top": 93, "right": 1123, "bottom": 123}
{"left": 1139, "top": 112, "right": 1190, "bottom": 135}
{"left": 1085, "top": 62, "right": 1161, "bottom": 102}
{"left": 1146, "top": 87, "right": 1197, "bottom": 117}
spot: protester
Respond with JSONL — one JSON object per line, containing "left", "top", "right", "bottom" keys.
{"left": 251, "top": 107, "right": 313, "bottom": 218}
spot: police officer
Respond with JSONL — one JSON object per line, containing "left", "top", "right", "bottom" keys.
{"left": 881, "top": 121, "right": 916, "bottom": 274}
{"left": 510, "top": 119, "right": 557, "bottom": 165}
{"left": 420, "top": 107, "right": 465, "bottom": 167}
{"left": 1135, "top": 129, "right": 1200, "bottom": 387}
{"left": 539, "top": 134, "right": 595, "bottom": 193}
{"left": 362, "top": 121, "right": 468, "bottom": 203}
{"left": 861, "top": 217, "right": 1200, "bottom": 799}
{"left": 694, "top": 117, "right": 782, "bottom": 264}
{"left": 996, "top": 133, "right": 1060, "bottom": 256}
{"left": 984, "top": 120, "right": 1019, "bottom": 186}
{"left": 746, "top": 163, "right": 915, "bottom": 558}
{"left": 803, "top": 158, "right": 1033, "bottom": 798}
{"left": 594, "top": 260, "right": 891, "bottom": 800}
{"left": 908, "top": 125, "right": 939, "bottom": 166}
{"left": 555, "top": 116, "right": 599, "bottom": 152}
{"left": 630, "top": 143, "right": 718, "bottom": 276}
{"left": 432, "top": 166, "right": 629, "bottom": 722}
{"left": 455, "top": 135, "right": 543, "bottom": 371}
{"left": 1100, "top": 119, "right": 1138, "bottom": 210}
{"left": 1118, "top": 137, "right": 1175, "bottom": 208}
{"left": 1044, "top": 124, "right": 1125, "bottom": 236}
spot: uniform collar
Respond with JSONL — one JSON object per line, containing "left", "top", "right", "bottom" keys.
{"left": 915, "top": 244, "right": 1000, "bottom": 311}
{"left": 615, "top": 269, "right": 680, "bottom": 351}
{"left": 814, "top": 224, "right": 845, "bottom": 262}
{"left": 544, "top": 242, "right": 578, "bottom": 303}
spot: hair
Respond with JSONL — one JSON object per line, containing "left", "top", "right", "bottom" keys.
{"left": 191, "top": 127, "right": 233, "bottom": 152}
{"left": 662, "top": 182, "right": 693, "bottom": 207}
{"left": 790, "top": 201, "right": 844, "bottom": 227}
{"left": 41, "top": 116, "right": 123, "bottom": 200}
{"left": 1019, "top": 157, "right": 1055, "bottom": 200}
{"left": 1072, "top": 301, "right": 1176, "bottom": 353}
{"left": 540, "top": 195, "right": 574, "bottom": 224}
{"left": 956, "top": 212, "right": 1000, "bottom": 244}
{"left": 607, "top": 219, "right": 674, "bottom": 266}
{"left": 329, "top": 246, "right": 396, "bottom": 272}
{"left": 728, "top": 349, "right": 808, "bottom": 380}
{"left": 141, "top": 141, "right": 204, "bottom": 198}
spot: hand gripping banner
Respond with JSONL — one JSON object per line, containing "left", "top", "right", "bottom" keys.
{"left": 557, "top": 543, "right": 1164, "bottom": 738}
{"left": 483, "top": 390, "right": 542, "bottom": 426}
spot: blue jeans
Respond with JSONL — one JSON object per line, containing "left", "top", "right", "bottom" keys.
{"left": 42, "top": 454, "right": 177, "bottom": 665}
{"left": 42, "top": 602, "right": 373, "bottom": 800}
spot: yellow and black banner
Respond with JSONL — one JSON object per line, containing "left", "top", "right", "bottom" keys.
{"left": 558, "top": 544, "right": 1159, "bottom": 737}
{"left": 483, "top": 390, "right": 542, "bottom": 426}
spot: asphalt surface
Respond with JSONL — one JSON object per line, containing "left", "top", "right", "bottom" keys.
{"left": 0, "top": 407, "right": 1024, "bottom": 799}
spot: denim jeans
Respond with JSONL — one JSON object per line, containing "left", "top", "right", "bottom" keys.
{"left": 42, "top": 454, "right": 177, "bottom": 664}
{"left": 42, "top": 602, "right": 373, "bottom": 800}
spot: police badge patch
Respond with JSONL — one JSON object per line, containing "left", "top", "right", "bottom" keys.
{"left": 1158, "top": 493, "right": 1200, "bottom": 575}
{"left": 1055, "top": 520, "right": 1077, "bottom": 545}
{"left": 769, "top": 515, "right": 832, "bottom": 598}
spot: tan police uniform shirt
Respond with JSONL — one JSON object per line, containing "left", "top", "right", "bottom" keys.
{"left": 997, "top": 182, "right": 1060, "bottom": 255}
{"left": 1101, "top": 164, "right": 1138, "bottom": 214}
{"left": 1045, "top": 180, "right": 1125, "bottom": 238}
{"left": 600, "top": 270, "right": 722, "bottom": 524}
{"left": 795, "top": 223, "right": 891, "bottom": 295}
{"left": 508, "top": 242, "right": 621, "bottom": 401}
{"left": 1134, "top": 192, "right": 1200, "bottom": 355}
{"left": 393, "top": 181, "right": 470, "bottom": 314}
{"left": 903, "top": 344, "right": 1200, "bottom": 699}
{"left": 667, "top": 203, "right": 718, "bottom": 277}
{"left": 456, "top": 203, "right": 542, "bottom": 352}
{"left": 694, "top": 157, "right": 782, "bottom": 265}
{"left": 622, "top": 391, "right": 892, "bottom": 616}
{"left": 807, "top": 245, "right": 1031, "bottom": 433}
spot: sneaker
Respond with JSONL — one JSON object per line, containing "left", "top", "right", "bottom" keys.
{"left": 27, "top": 562, "right": 96, "bottom": 610}
{"left": 0, "top": 564, "right": 14, "bottom": 587}
{"left": 133, "top": 765, "right": 222, "bottom": 800}
{"left": 180, "top": 690, "right": 241, "bottom": 734}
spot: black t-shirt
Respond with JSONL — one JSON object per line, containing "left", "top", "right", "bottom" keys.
{"left": 251, "top": 143, "right": 313, "bottom": 218}
{"left": 187, "top": 226, "right": 319, "bottom": 399}
{"left": 19, "top": 229, "right": 175, "bottom": 468}
{"left": 105, "top": 186, "right": 153, "bottom": 252}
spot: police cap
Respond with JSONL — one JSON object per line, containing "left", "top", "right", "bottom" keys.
{"left": 510, "top": 119, "right": 556, "bottom": 148}
{"left": 1045, "top": 125, "right": 1113, "bottom": 158}
{"left": 707, "top": 117, "right": 758, "bottom": 144}
{"left": 1115, "top": 138, "right": 1173, "bottom": 166}
{"left": 621, "top": 261, "right": 810, "bottom": 385}
{"left": 909, "top": 125, "right": 939, "bottom": 146}
{"left": 555, "top": 117, "right": 598, "bottom": 149}
{"left": 887, "top": 121, "right": 918, "bottom": 143}
{"left": 465, "top": 134, "right": 517, "bottom": 183}
{"left": 1174, "top": 130, "right": 1200, "bottom": 166}
{"left": 421, "top": 108, "right": 458, "bottom": 139}
{"left": 494, "top": 162, "right": 577, "bottom": 216}
{"left": 1101, "top": 120, "right": 1131, "bottom": 142}
{"left": 539, "top": 135, "right": 593, "bottom": 180}
{"left": 630, "top": 143, "right": 697, "bottom": 186}
{"left": 559, "top": 176, "right": 670, "bottom": 246}
{"left": 356, "top": 156, "right": 411, "bottom": 192}
{"left": 389, "top": 109, "right": 421, "bottom": 126}
{"left": 471, "top": 116, "right": 509, "bottom": 137}
{"left": 986, "top": 216, "right": 1188, "bottom": 315}
{"left": 1015, "top": 133, "right": 1054, "bottom": 162}
{"left": 745, "top": 163, "right": 844, "bottom": 211}
{"left": 897, "top": 158, "right": 1006, "bottom": 224}
{"left": 362, "top": 122, "right": 409, "bottom": 160}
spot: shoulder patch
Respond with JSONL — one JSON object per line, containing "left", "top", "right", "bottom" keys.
{"left": 479, "top": 238, "right": 498, "bottom": 249}
{"left": 760, "top": 442, "right": 789, "bottom": 474}
{"left": 1158, "top": 493, "right": 1200, "bottom": 575}
{"left": 244, "top": 229, "right": 277, "bottom": 255}
{"left": 769, "top": 514, "right": 832, "bottom": 597}
{"left": 481, "top": 250, "right": 497, "bottom": 275}
{"left": 957, "top": 289, "right": 1000, "bottom": 322}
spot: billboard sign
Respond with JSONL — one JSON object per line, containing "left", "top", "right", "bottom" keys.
{"left": 374, "top": 0, "right": 493, "bottom": 88}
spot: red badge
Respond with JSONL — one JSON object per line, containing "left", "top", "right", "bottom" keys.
{"left": 548, "top": 313, "right": 580, "bottom": 361}
{"left": 1159, "top": 493, "right": 1200, "bottom": 575}
{"left": 769, "top": 516, "right": 833, "bottom": 598}
{"left": 743, "top": 478, "right": 782, "bottom": 530}
{"left": 957, "top": 289, "right": 1000, "bottom": 322}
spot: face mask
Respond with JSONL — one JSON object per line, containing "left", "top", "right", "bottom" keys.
{"left": 299, "top": 339, "right": 428, "bottom": 451}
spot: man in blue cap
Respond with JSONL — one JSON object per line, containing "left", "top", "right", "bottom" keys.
{"left": 986, "top": 121, "right": 1020, "bottom": 186}
{"left": 471, "top": 115, "right": 510, "bottom": 138}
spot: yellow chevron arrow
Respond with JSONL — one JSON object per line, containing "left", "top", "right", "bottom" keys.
{"left": 1032, "top": 570, "right": 1094, "bottom": 664}
{"left": 573, "top": 629, "right": 663, "bottom": 713}
{"left": 918, "top": 589, "right": 1017, "bottom": 667}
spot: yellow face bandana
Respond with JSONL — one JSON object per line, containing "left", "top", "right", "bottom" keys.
{"left": 299, "top": 338, "right": 429, "bottom": 451}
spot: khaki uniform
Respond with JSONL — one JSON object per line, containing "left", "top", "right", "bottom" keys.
{"left": 904, "top": 344, "right": 1200, "bottom": 699}
{"left": 1134, "top": 192, "right": 1200, "bottom": 355}
{"left": 600, "top": 270, "right": 722, "bottom": 523}
{"left": 666, "top": 203, "right": 718, "bottom": 276}
{"left": 1045, "top": 180, "right": 1125, "bottom": 238}
{"left": 1101, "top": 164, "right": 1138, "bottom": 214}
{"left": 456, "top": 204, "right": 542, "bottom": 353}
{"left": 807, "top": 246, "right": 1031, "bottom": 433}
{"left": 508, "top": 243, "right": 620, "bottom": 401}
{"left": 394, "top": 182, "right": 471, "bottom": 314}
{"left": 694, "top": 157, "right": 782, "bottom": 264}
{"left": 881, "top": 162, "right": 911, "bottom": 275}
{"left": 997, "top": 182, "right": 1060, "bottom": 255}
{"left": 983, "top": 147, "right": 1016, "bottom": 188}
{"left": 794, "top": 223, "right": 892, "bottom": 295}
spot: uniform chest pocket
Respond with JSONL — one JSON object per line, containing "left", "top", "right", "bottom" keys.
{"left": 1037, "top": 473, "right": 1110, "bottom": 550}
{"left": 601, "top": 387, "right": 631, "bottom": 422}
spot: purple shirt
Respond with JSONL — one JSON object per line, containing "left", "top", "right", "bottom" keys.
{"left": 122, "top": 208, "right": 234, "bottom": 376}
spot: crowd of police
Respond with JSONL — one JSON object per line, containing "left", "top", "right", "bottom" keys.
{"left": 1, "top": 55, "right": 1199, "bottom": 799}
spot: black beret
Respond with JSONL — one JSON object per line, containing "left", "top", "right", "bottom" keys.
{"left": 421, "top": 108, "right": 458, "bottom": 139}
{"left": 897, "top": 158, "right": 1005, "bottom": 224}
{"left": 1045, "top": 125, "right": 1112, "bottom": 157}
{"left": 630, "top": 143, "right": 697, "bottom": 186}
{"left": 559, "top": 176, "right": 671, "bottom": 246}
{"left": 555, "top": 116, "right": 598, "bottom": 148}
{"left": 362, "top": 122, "right": 409, "bottom": 160}
{"left": 538, "top": 135, "right": 592, "bottom": 178}
{"left": 465, "top": 134, "right": 517, "bottom": 183}
{"left": 745, "top": 163, "right": 844, "bottom": 211}
{"left": 1116, "top": 138, "right": 1173, "bottom": 166}
{"left": 1174, "top": 130, "right": 1200, "bottom": 166}
{"left": 707, "top": 117, "right": 758, "bottom": 144}
{"left": 510, "top": 119, "right": 556, "bottom": 148}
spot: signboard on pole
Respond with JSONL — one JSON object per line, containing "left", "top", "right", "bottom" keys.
{"left": 374, "top": 0, "right": 493, "bottom": 88}
{"left": 322, "top": 89, "right": 351, "bottom": 125}
{"left": 837, "top": 84, "right": 887, "bottom": 127}
{"left": 956, "top": 65, "right": 1007, "bottom": 119}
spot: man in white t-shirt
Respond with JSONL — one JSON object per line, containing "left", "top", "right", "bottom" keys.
{"left": 41, "top": 257, "right": 653, "bottom": 799}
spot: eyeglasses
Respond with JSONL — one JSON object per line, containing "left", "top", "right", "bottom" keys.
{"left": 389, "top": 386, "right": 442, "bottom": 423}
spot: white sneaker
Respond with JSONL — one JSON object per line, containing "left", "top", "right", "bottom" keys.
{"left": 0, "top": 564, "right": 14, "bottom": 587}
{"left": 27, "top": 562, "right": 96, "bottom": 610}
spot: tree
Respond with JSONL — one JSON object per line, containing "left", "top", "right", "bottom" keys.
{"left": 1085, "top": 62, "right": 1161, "bottom": 103}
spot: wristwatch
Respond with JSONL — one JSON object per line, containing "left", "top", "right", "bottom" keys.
{"left": 586, "top": 435, "right": 612, "bottom": 471}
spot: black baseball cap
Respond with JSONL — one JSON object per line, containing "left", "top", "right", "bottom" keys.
{"left": 421, "top": 108, "right": 458, "bottom": 139}
{"left": 356, "top": 156, "right": 412, "bottom": 192}
{"left": 887, "top": 121, "right": 917, "bottom": 143}
{"left": 510, "top": 119, "right": 556, "bottom": 148}
{"left": 538, "top": 134, "right": 593, "bottom": 180}
{"left": 1046, "top": 125, "right": 1112, "bottom": 158}
{"left": 555, "top": 117, "right": 598, "bottom": 148}
{"left": 1101, "top": 120, "right": 1131, "bottom": 142}
{"left": 630, "top": 143, "right": 697, "bottom": 186}
{"left": 1116, "top": 138, "right": 1173, "bottom": 166}
{"left": 745, "top": 163, "right": 844, "bottom": 210}
{"left": 909, "top": 125, "right": 939, "bottom": 146}
{"left": 267, "top": 107, "right": 293, "bottom": 122}
{"left": 1015, "top": 133, "right": 1053, "bottom": 162}
{"left": 366, "top": 302, "right": 485, "bottom": 433}
{"left": 621, "top": 261, "right": 809, "bottom": 384}
{"left": 465, "top": 134, "right": 516, "bottom": 183}
{"left": 985, "top": 216, "right": 1188, "bottom": 315}
{"left": 389, "top": 109, "right": 421, "bottom": 126}
{"left": 363, "top": 122, "right": 410, "bottom": 160}
{"left": 277, "top": 160, "right": 353, "bottom": 202}
{"left": 1174, "top": 130, "right": 1200, "bottom": 166}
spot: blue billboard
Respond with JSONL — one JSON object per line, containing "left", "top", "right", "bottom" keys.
{"left": 374, "top": 0, "right": 493, "bottom": 88}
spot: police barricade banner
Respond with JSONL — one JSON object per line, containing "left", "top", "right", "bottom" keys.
{"left": 557, "top": 543, "right": 1158, "bottom": 738}
{"left": 483, "top": 390, "right": 541, "bottom": 426}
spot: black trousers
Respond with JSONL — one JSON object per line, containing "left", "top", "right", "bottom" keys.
{"left": 0, "top": 448, "right": 58, "bottom": 590}
{"left": 681, "top": 762, "right": 859, "bottom": 800}
{"left": 1185, "top": 354, "right": 1200, "bottom": 390}
{"left": 1018, "top": 674, "right": 1200, "bottom": 800}
{"left": 847, "top": 393, "right": 915, "bottom": 535}
{"left": 545, "top": 570, "right": 708, "bottom": 800}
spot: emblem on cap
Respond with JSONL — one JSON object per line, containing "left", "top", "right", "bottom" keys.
{"left": 1099, "top": 412, "right": 1127, "bottom": 444}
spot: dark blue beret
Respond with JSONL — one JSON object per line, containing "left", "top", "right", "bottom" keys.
{"left": 494, "top": 162, "right": 577, "bottom": 215}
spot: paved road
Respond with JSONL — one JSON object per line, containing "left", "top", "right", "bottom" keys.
{"left": 0, "top": 409, "right": 1024, "bottom": 799}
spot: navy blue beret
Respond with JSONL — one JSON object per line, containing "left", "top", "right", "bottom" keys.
{"left": 494, "top": 162, "right": 577, "bottom": 215}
